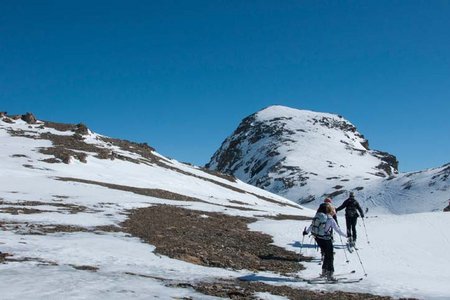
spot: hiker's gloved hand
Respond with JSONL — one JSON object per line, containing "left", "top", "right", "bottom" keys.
{"left": 302, "top": 230, "right": 308, "bottom": 236}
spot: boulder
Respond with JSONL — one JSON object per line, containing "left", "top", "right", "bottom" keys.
{"left": 21, "top": 112, "right": 37, "bottom": 124}
{"left": 75, "top": 123, "right": 89, "bottom": 135}
{"left": 2, "top": 117, "right": 14, "bottom": 124}
{"left": 444, "top": 201, "right": 450, "bottom": 212}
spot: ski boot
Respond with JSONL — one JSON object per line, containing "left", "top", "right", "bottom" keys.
{"left": 327, "top": 271, "right": 338, "bottom": 282}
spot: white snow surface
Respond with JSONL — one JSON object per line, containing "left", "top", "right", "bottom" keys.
{"left": 1, "top": 117, "right": 449, "bottom": 299}
{"left": 250, "top": 212, "right": 450, "bottom": 300}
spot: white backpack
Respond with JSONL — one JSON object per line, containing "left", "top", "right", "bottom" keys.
{"left": 310, "top": 213, "right": 331, "bottom": 240}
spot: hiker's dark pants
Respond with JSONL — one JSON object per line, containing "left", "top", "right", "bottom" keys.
{"left": 316, "top": 238, "right": 334, "bottom": 272}
{"left": 345, "top": 216, "right": 358, "bottom": 241}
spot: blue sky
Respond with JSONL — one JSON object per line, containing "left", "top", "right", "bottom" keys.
{"left": 1, "top": 1, "right": 449, "bottom": 172}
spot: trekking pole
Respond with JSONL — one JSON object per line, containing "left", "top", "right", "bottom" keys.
{"left": 309, "top": 235, "right": 319, "bottom": 251}
{"left": 353, "top": 246, "right": 368, "bottom": 277}
{"left": 362, "top": 218, "right": 370, "bottom": 244}
{"left": 338, "top": 234, "right": 350, "bottom": 263}
{"left": 299, "top": 227, "right": 306, "bottom": 258}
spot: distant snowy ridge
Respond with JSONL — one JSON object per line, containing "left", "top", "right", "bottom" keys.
{"left": 207, "top": 105, "right": 449, "bottom": 214}
{"left": 363, "top": 163, "right": 450, "bottom": 214}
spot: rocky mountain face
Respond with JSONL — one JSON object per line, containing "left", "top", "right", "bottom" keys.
{"left": 207, "top": 106, "right": 449, "bottom": 214}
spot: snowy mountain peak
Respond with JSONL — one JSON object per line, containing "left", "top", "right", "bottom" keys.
{"left": 254, "top": 105, "right": 371, "bottom": 150}
{"left": 207, "top": 106, "right": 398, "bottom": 205}
{"left": 256, "top": 105, "right": 342, "bottom": 122}
{"left": 207, "top": 106, "right": 449, "bottom": 213}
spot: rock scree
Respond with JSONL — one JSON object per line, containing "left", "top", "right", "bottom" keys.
{"left": 122, "top": 205, "right": 309, "bottom": 274}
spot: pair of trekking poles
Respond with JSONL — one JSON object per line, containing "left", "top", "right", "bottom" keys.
{"left": 299, "top": 217, "right": 369, "bottom": 277}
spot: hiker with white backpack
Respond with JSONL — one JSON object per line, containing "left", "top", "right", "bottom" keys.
{"left": 303, "top": 202, "right": 347, "bottom": 281}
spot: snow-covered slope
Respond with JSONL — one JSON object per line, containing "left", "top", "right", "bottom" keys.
{"left": 360, "top": 164, "right": 450, "bottom": 214}
{"left": 207, "top": 106, "right": 450, "bottom": 214}
{"left": 0, "top": 113, "right": 300, "bottom": 216}
{"left": 0, "top": 113, "right": 311, "bottom": 299}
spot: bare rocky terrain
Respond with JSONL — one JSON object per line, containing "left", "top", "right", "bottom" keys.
{"left": 122, "top": 205, "right": 309, "bottom": 274}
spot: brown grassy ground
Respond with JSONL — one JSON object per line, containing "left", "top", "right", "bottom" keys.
{"left": 190, "top": 280, "right": 406, "bottom": 300}
{"left": 122, "top": 205, "right": 308, "bottom": 274}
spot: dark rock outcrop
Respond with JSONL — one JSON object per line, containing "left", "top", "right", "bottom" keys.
{"left": 21, "top": 112, "right": 37, "bottom": 124}
{"left": 444, "top": 201, "right": 450, "bottom": 212}
{"left": 373, "top": 150, "right": 399, "bottom": 175}
{"left": 2, "top": 117, "right": 14, "bottom": 124}
{"left": 75, "top": 123, "right": 89, "bottom": 135}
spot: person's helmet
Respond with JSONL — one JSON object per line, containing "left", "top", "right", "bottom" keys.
{"left": 349, "top": 192, "right": 355, "bottom": 198}
{"left": 324, "top": 198, "right": 332, "bottom": 203}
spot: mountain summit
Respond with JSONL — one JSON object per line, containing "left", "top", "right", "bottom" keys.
{"left": 207, "top": 106, "right": 398, "bottom": 203}
{"left": 207, "top": 106, "right": 449, "bottom": 213}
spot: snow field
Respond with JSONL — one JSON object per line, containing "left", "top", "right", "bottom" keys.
{"left": 249, "top": 213, "right": 450, "bottom": 299}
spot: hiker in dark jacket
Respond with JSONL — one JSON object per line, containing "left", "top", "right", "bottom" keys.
{"left": 336, "top": 192, "right": 364, "bottom": 244}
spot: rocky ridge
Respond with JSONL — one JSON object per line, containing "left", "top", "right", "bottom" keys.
{"left": 207, "top": 106, "right": 449, "bottom": 213}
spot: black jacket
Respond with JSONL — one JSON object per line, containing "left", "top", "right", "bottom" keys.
{"left": 336, "top": 197, "right": 364, "bottom": 218}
